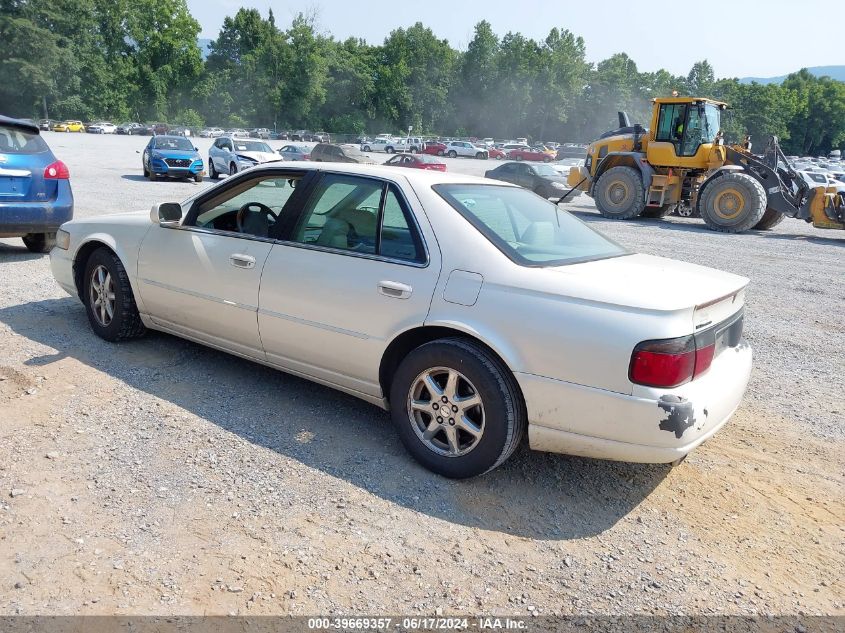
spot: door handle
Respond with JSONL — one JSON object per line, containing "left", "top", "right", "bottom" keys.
{"left": 378, "top": 280, "right": 413, "bottom": 299}
{"left": 230, "top": 254, "right": 256, "bottom": 269}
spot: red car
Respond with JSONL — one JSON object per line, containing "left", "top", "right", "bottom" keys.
{"left": 487, "top": 147, "right": 506, "bottom": 160}
{"left": 507, "top": 146, "right": 552, "bottom": 162}
{"left": 422, "top": 142, "right": 447, "bottom": 156}
{"left": 384, "top": 153, "right": 447, "bottom": 171}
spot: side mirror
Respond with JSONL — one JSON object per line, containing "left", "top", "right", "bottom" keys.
{"left": 194, "top": 147, "right": 199, "bottom": 151}
{"left": 150, "top": 202, "right": 182, "bottom": 224}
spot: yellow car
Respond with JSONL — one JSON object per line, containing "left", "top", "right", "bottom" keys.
{"left": 53, "top": 120, "right": 85, "bottom": 133}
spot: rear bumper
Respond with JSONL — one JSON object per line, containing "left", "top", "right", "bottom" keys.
{"left": 517, "top": 342, "right": 752, "bottom": 463}
{"left": 0, "top": 181, "right": 74, "bottom": 236}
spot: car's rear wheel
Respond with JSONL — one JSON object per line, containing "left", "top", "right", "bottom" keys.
{"left": 543, "top": 156, "right": 551, "bottom": 163}
{"left": 448, "top": 150, "right": 457, "bottom": 158}
{"left": 386, "top": 147, "right": 395, "bottom": 154}
{"left": 363, "top": 145, "right": 371, "bottom": 152}
{"left": 390, "top": 338, "right": 525, "bottom": 478}
{"left": 83, "top": 247, "right": 146, "bottom": 342}
{"left": 22, "top": 233, "right": 56, "bottom": 253}
{"left": 229, "top": 163, "right": 237, "bottom": 176}
{"left": 209, "top": 159, "right": 218, "bottom": 179}
{"left": 437, "top": 150, "right": 445, "bottom": 156}
{"left": 475, "top": 152, "right": 484, "bottom": 159}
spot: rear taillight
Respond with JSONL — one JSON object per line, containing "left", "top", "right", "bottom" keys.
{"left": 303, "top": 154, "right": 311, "bottom": 160}
{"left": 630, "top": 333, "right": 717, "bottom": 388}
{"left": 44, "top": 160, "right": 70, "bottom": 179}
{"left": 629, "top": 336, "right": 695, "bottom": 388}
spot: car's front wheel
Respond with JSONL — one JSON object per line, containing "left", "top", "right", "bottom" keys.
{"left": 390, "top": 338, "right": 526, "bottom": 478}
{"left": 229, "top": 163, "right": 238, "bottom": 176}
{"left": 448, "top": 150, "right": 457, "bottom": 158}
{"left": 83, "top": 247, "right": 146, "bottom": 342}
{"left": 22, "top": 233, "right": 56, "bottom": 253}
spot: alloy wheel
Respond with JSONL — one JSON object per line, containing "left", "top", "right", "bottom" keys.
{"left": 407, "top": 367, "right": 485, "bottom": 457}
{"left": 89, "top": 265, "right": 115, "bottom": 327}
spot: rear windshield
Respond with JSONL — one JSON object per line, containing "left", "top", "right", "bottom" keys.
{"left": 434, "top": 184, "right": 627, "bottom": 266}
{"left": 0, "top": 125, "right": 49, "bottom": 154}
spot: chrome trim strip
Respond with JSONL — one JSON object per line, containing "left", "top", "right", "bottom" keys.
{"left": 139, "top": 277, "right": 256, "bottom": 311}
{"left": 257, "top": 307, "right": 371, "bottom": 340}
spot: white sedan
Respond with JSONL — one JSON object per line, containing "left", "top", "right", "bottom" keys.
{"left": 49, "top": 164, "right": 752, "bottom": 478}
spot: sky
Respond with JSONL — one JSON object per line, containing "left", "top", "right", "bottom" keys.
{"left": 186, "top": 0, "right": 844, "bottom": 79}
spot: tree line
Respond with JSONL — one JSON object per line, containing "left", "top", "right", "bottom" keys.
{"left": 1, "top": 0, "right": 843, "bottom": 155}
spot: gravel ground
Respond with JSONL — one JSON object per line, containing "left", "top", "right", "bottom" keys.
{"left": 0, "top": 133, "right": 842, "bottom": 619}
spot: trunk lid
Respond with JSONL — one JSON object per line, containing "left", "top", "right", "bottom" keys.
{"left": 533, "top": 253, "right": 748, "bottom": 314}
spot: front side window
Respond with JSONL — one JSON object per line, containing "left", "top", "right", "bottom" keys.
{"left": 435, "top": 184, "right": 627, "bottom": 266}
{"left": 191, "top": 175, "right": 303, "bottom": 237}
{"left": 656, "top": 103, "right": 688, "bottom": 144}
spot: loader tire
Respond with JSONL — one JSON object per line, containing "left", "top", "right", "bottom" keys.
{"left": 640, "top": 204, "right": 673, "bottom": 219}
{"left": 752, "top": 207, "right": 786, "bottom": 231}
{"left": 594, "top": 166, "right": 645, "bottom": 219}
{"left": 699, "top": 172, "right": 766, "bottom": 233}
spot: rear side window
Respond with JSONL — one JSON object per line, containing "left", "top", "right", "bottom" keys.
{"left": 0, "top": 126, "right": 49, "bottom": 154}
{"left": 380, "top": 186, "right": 425, "bottom": 263}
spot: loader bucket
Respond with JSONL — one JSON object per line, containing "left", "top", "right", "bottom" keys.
{"left": 805, "top": 186, "right": 845, "bottom": 230}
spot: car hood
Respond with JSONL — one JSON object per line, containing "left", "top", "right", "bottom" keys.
{"left": 520, "top": 253, "right": 748, "bottom": 313}
{"left": 236, "top": 151, "right": 277, "bottom": 163}
{"left": 68, "top": 210, "right": 152, "bottom": 228}
{"left": 153, "top": 149, "right": 199, "bottom": 159}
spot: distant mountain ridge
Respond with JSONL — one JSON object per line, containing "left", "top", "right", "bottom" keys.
{"left": 739, "top": 65, "right": 845, "bottom": 85}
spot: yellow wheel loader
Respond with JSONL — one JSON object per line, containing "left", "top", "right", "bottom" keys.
{"left": 565, "top": 97, "right": 845, "bottom": 232}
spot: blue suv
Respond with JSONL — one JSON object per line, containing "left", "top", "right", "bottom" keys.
{"left": 0, "top": 115, "right": 73, "bottom": 252}
{"left": 141, "top": 135, "right": 204, "bottom": 182}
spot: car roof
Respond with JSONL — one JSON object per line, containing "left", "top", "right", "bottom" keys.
{"left": 246, "top": 161, "right": 512, "bottom": 187}
{"left": 0, "top": 115, "right": 40, "bottom": 135}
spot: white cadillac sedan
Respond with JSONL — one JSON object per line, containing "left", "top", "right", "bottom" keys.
{"left": 50, "top": 164, "right": 752, "bottom": 478}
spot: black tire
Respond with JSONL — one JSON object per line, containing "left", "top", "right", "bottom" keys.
{"left": 83, "top": 247, "right": 146, "bottom": 342}
{"left": 543, "top": 156, "right": 551, "bottom": 163}
{"left": 752, "top": 207, "right": 785, "bottom": 230}
{"left": 143, "top": 165, "right": 149, "bottom": 178}
{"left": 147, "top": 168, "right": 156, "bottom": 181}
{"left": 209, "top": 159, "right": 218, "bottom": 179}
{"left": 640, "top": 204, "right": 673, "bottom": 219}
{"left": 386, "top": 146, "right": 395, "bottom": 154}
{"left": 194, "top": 173, "right": 203, "bottom": 183}
{"left": 229, "top": 163, "right": 237, "bottom": 176}
{"left": 389, "top": 338, "right": 526, "bottom": 479}
{"left": 674, "top": 203, "right": 697, "bottom": 218}
{"left": 495, "top": 154, "right": 503, "bottom": 160}
{"left": 363, "top": 145, "right": 371, "bottom": 152}
{"left": 475, "top": 152, "right": 484, "bottom": 159}
{"left": 698, "top": 172, "right": 767, "bottom": 233}
{"left": 594, "top": 165, "right": 646, "bottom": 219}
{"left": 448, "top": 150, "right": 457, "bottom": 158}
{"left": 22, "top": 233, "right": 56, "bottom": 253}
{"left": 437, "top": 150, "right": 445, "bottom": 157}
{"left": 515, "top": 155, "right": 523, "bottom": 161}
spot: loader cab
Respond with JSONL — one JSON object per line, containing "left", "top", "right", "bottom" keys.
{"left": 647, "top": 98, "right": 724, "bottom": 167}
